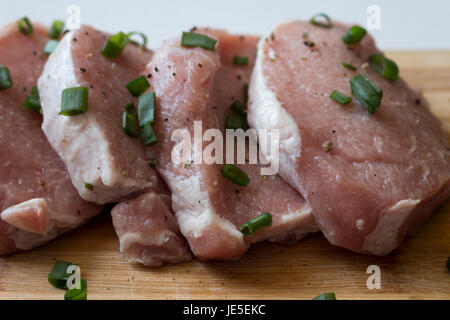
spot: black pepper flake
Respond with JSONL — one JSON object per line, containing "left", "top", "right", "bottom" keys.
{"left": 164, "top": 118, "right": 168, "bottom": 121}
{"left": 85, "top": 32, "right": 89, "bottom": 36}
{"left": 101, "top": 90, "right": 107, "bottom": 97}
{"left": 331, "top": 129, "right": 336, "bottom": 134}
{"left": 147, "top": 73, "right": 152, "bottom": 78}
{"left": 239, "top": 36, "right": 245, "bottom": 41}
{"left": 172, "top": 72, "right": 176, "bottom": 76}
{"left": 90, "top": 85, "right": 94, "bottom": 89}
{"left": 356, "top": 52, "right": 362, "bottom": 58}
{"left": 190, "top": 26, "right": 198, "bottom": 32}
{"left": 415, "top": 99, "right": 421, "bottom": 105}
{"left": 198, "top": 63, "right": 203, "bottom": 68}
{"left": 237, "top": 75, "right": 242, "bottom": 80}
{"left": 33, "top": 51, "right": 37, "bottom": 56}
{"left": 303, "top": 40, "right": 315, "bottom": 47}
{"left": 80, "top": 68, "right": 87, "bottom": 72}
{"left": 73, "top": 38, "right": 77, "bottom": 42}
{"left": 154, "top": 67, "right": 159, "bottom": 72}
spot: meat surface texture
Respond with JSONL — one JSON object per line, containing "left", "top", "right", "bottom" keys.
{"left": 248, "top": 20, "right": 450, "bottom": 255}
{"left": 0, "top": 21, "right": 102, "bottom": 255}
{"left": 145, "top": 29, "right": 317, "bottom": 260}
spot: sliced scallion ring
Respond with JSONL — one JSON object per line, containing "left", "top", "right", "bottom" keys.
{"left": 221, "top": 164, "right": 250, "bottom": 187}
{"left": 126, "top": 76, "right": 149, "bottom": 97}
{"left": 138, "top": 92, "right": 155, "bottom": 127}
{"left": 122, "top": 112, "right": 138, "bottom": 138}
{"left": 43, "top": 39, "right": 59, "bottom": 55}
{"left": 313, "top": 292, "right": 336, "bottom": 300}
{"left": 48, "top": 20, "right": 65, "bottom": 39}
{"left": 60, "top": 87, "right": 89, "bottom": 116}
{"left": 64, "top": 279, "right": 87, "bottom": 300}
{"left": 0, "top": 65, "right": 13, "bottom": 90}
{"left": 369, "top": 53, "right": 399, "bottom": 82}
{"left": 141, "top": 122, "right": 158, "bottom": 145}
{"left": 23, "top": 85, "right": 41, "bottom": 113}
{"left": 127, "top": 31, "right": 148, "bottom": 49}
{"left": 342, "top": 25, "right": 367, "bottom": 44}
{"left": 310, "top": 13, "right": 332, "bottom": 28}
{"left": 181, "top": 32, "right": 217, "bottom": 50}
{"left": 226, "top": 114, "right": 248, "bottom": 131}
{"left": 101, "top": 31, "right": 129, "bottom": 58}
{"left": 350, "top": 74, "right": 383, "bottom": 114}
{"left": 48, "top": 260, "right": 74, "bottom": 289}
{"left": 233, "top": 56, "right": 249, "bottom": 65}
{"left": 18, "top": 17, "right": 33, "bottom": 35}
{"left": 342, "top": 62, "right": 357, "bottom": 71}
{"left": 124, "top": 102, "right": 136, "bottom": 115}
{"left": 240, "top": 212, "right": 272, "bottom": 236}
{"left": 329, "top": 90, "right": 352, "bottom": 105}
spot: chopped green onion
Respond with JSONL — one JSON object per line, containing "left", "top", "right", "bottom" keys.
{"left": 101, "top": 31, "right": 129, "bottom": 58}
{"left": 240, "top": 212, "right": 272, "bottom": 236}
{"left": 446, "top": 257, "right": 450, "bottom": 271}
{"left": 84, "top": 182, "right": 93, "bottom": 190}
{"left": 342, "top": 25, "right": 367, "bottom": 44}
{"left": 230, "top": 100, "right": 247, "bottom": 117}
{"left": 64, "top": 279, "right": 87, "bottom": 300}
{"left": 23, "top": 85, "right": 41, "bottom": 113}
{"left": 126, "top": 76, "right": 149, "bottom": 97}
{"left": 0, "top": 66, "right": 13, "bottom": 90}
{"left": 329, "top": 90, "right": 352, "bottom": 105}
{"left": 233, "top": 56, "right": 249, "bottom": 65}
{"left": 369, "top": 53, "right": 399, "bottom": 82}
{"left": 310, "top": 13, "right": 332, "bottom": 28}
{"left": 60, "top": 87, "right": 89, "bottom": 116}
{"left": 221, "top": 164, "right": 250, "bottom": 187}
{"left": 313, "top": 292, "right": 336, "bottom": 300}
{"left": 243, "top": 83, "right": 249, "bottom": 103}
{"left": 48, "top": 260, "right": 74, "bottom": 289}
{"left": 48, "top": 20, "right": 65, "bottom": 39}
{"left": 148, "top": 158, "right": 158, "bottom": 168}
{"left": 127, "top": 31, "right": 148, "bottom": 49}
{"left": 342, "top": 62, "right": 356, "bottom": 71}
{"left": 43, "top": 39, "right": 59, "bottom": 54}
{"left": 138, "top": 92, "right": 155, "bottom": 127}
{"left": 124, "top": 102, "right": 136, "bottom": 115}
{"left": 226, "top": 114, "right": 248, "bottom": 131}
{"left": 350, "top": 74, "right": 383, "bottom": 114}
{"left": 181, "top": 32, "right": 217, "bottom": 50}
{"left": 141, "top": 122, "right": 158, "bottom": 145}
{"left": 122, "top": 112, "right": 138, "bottom": 138}
{"left": 18, "top": 17, "right": 33, "bottom": 35}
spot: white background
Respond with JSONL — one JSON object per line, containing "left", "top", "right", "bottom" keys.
{"left": 1, "top": 0, "right": 449, "bottom": 50}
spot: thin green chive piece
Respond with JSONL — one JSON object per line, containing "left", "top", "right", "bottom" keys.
{"left": 138, "top": 92, "right": 156, "bottom": 127}
{"left": 127, "top": 31, "right": 148, "bottom": 49}
{"left": 310, "top": 13, "right": 333, "bottom": 28}
{"left": 0, "top": 66, "right": 13, "bottom": 90}
{"left": 369, "top": 53, "right": 399, "bottom": 82}
{"left": 342, "top": 62, "right": 357, "bottom": 71}
{"left": 226, "top": 114, "right": 248, "bottom": 131}
{"left": 330, "top": 90, "right": 352, "bottom": 105}
{"left": 18, "top": 17, "right": 33, "bottom": 35}
{"left": 48, "top": 260, "right": 75, "bottom": 289}
{"left": 124, "top": 102, "right": 136, "bottom": 115}
{"left": 230, "top": 100, "right": 247, "bottom": 117}
{"left": 122, "top": 112, "right": 138, "bottom": 138}
{"left": 48, "top": 20, "right": 65, "bottom": 39}
{"left": 233, "top": 56, "right": 249, "bottom": 65}
{"left": 126, "top": 76, "right": 150, "bottom": 97}
{"left": 84, "top": 182, "right": 94, "bottom": 190}
{"left": 43, "top": 39, "right": 59, "bottom": 54}
{"left": 221, "top": 164, "right": 250, "bottom": 187}
{"left": 181, "top": 32, "right": 217, "bottom": 50}
{"left": 243, "top": 83, "right": 249, "bottom": 103}
{"left": 101, "top": 31, "right": 129, "bottom": 58}
{"left": 313, "top": 292, "right": 336, "bottom": 300}
{"left": 60, "top": 87, "right": 89, "bottom": 116}
{"left": 240, "top": 212, "right": 272, "bottom": 236}
{"left": 342, "top": 25, "right": 367, "bottom": 44}
{"left": 350, "top": 74, "right": 383, "bottom": 114}
{"left": 64, "top": 279, "right": 87, "bottom": 300}
{"left": 23, "top": 85, "right": 41, "bottom": 113}
{"left": 141, "top": 122, "right": 158, "bottom": 145}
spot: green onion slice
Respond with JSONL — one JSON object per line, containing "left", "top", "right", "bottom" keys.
{"left": 226, "top": 114, "right": 248, "bottom": 131}
{"left": 310, "top": 13, "right": 332, "bottom": 28}
{"left": 240, "top": 212, "right": 272, "bottom": 236}
{"left": 221, "top": 164, "right": 250, "bottom": 187}
{"left": 181, "top": 32, "right": 217, "bottom": 50}
{"left": 43, "top": 39, "right": 59, "bottom": 54}
{"left": 122, "top": 112, "right": 138, "bottom": 138}
{"left": 126, "top": 76, "right": 149, "bottom": 97}
{"left": 124, "top": 102, "right": 136, "bottom": 115}
{"left": 369, "top": 53, "right": 399, "bottom": 82}
{"left": 243, "top": 83, "right": 249, "bottom": 103}
{"left": 141, "top": 122, "right": 158, "bottom": 145}
{"left": 138, "top": 92, "right": 155, "bottom": 127}
{"left": 230, "top": 100, "right": 247, "bottom": 117}
{"left": 0, "top": 65, "right": 13, "bottom": 90}
{"left": 48, "top": 20, "right": 65, "bottom": 39}
{"left": 101, "top": 31, "right": 129, "bottom": 58}
{"left": 350, "top": 74, "right": 383, "bottom": 114}
{"left": 127, "top": 31, "right": 148, "bottom": 49}
{"left": 233, "top": 56, "right": 249, "bottom": 65}
{"left": 48, "top": 260, "right": 75, "bottom": 289}
{"left": 313, "top": 292, "right": 336, "bottom": 300}
{"left": 329, "top": 90, "right": 352, "bottom": 105}
{"left": 342, "top": 62, "right": 356, "bottom": 71}
{"left": 84, "top": 182, "right": 94, "bottom": 190}
{"left": 18, "top": 17, "right": 33, "bottom": 35}
{"left": 342, "top": 25, "right": 367, "bottom": 44}
{"left": 64, "top": 279, "right": 87, "bottom": 300}
{"left": 60, "top": 87, "right": 89, "bottom": 116}
{"left": 23, "top": 85, "right": 41, "bottom": 113}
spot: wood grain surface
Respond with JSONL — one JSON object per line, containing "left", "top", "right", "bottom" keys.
{"left": 0, "top": 51, "right": 449, "bottom": 300}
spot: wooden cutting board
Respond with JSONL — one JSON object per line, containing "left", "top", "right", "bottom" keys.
{"left": 0, "top": 51, "right": 449, "bottom": 300}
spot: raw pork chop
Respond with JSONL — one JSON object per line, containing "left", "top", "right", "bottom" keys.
{"left": 248, "top": 20, "right": 450, "bottom": 255}
{"left": 145, "top": 29, "right": 317, "bottom": 260}
{"left": 0, "top": 21, "right": 102, "bottom": 255}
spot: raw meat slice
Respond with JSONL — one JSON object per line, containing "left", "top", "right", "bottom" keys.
{"left": 248, "top": 20, "right": 450, "bottom": 255}
{"left": 0, "top": 21, "right": 102, "bottom": 255}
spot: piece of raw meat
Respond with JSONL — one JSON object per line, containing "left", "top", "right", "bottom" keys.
{"left": 0, "top": 21, "right": 102, "bottom": 255}
{"left": 248, "top": 20, "right": 450, "bottom": 255}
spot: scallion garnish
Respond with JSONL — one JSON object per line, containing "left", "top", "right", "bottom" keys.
{"left": 226, "top": 114, "right": 248, "bottom": 131}
{"left": 342, "top": 25, "right": 367, "bottom": 44}
{"left": 230, "top": 100, "right": 247, "bottom": 117}
{"left": 23, "top": 85, "right": 41, "bottom": 113}
{"left": 369, "top": 53, "right": 399, "bottom": 82}
{"left": 43, "top": 39, "right": 59, "bottom": 54}
{"left": 240, "top": 212, "right": 272, "bottom": 236}
{"left": 342, "top": 62, "right": 356, "bottom": 71}
{"left": 60, "top": 87, "right": 89, "bottom": 116}
{"left": 126, "top": 76, "right": 149, "bottom": 97}
{"left": 181, "top": 32, "right": 217, "bottom": 51}
{"left": 138, "top": 92, "right": 155, "bottom": 127}
{"left": 124, "top": 102, "right": 136, "bottom": 115}
{"left": 313, "top": 292, "right": 336, "bottom": 300}
{"left": 48, "top": 20, "right": 65, "bottom": 39}
{"left": 122, "top": 112, "right": 138, "bottom": 138}
{"left": 64, "top": 279, "right": 87, "bottom": 300}
{"left": 84, "top": 182, "right": 94, "bottom": 190}
{"left": 0, "top": 66, "right": 13, "bottom": 90}
{"left": 233, "top": 56, "right": 249, "bottom": 65}
{"left": 329, "top": 90, "right": 352, "bottom": 105}
{"left": 221, "top": 164, "right": 250, "bottom": 187}
{"left": 350, "top": 74, "right": 383, "bottom": 114}
{"left": 141, "top": 122, "right": 158, "bottom": 145}
{"left": 127, "top": 31, "right": 148, "bottom": 49}
{"left": 18, "top": 17, "right": 33, "bottom": 35}
{"left": 48, "top": 260, "right": 74, "bottom": 289}
{"left": 310, "top": 13, "right": 332, "bottom": 28}
{"left": 101, "top": 31, "right": 129, "bottom": 58}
